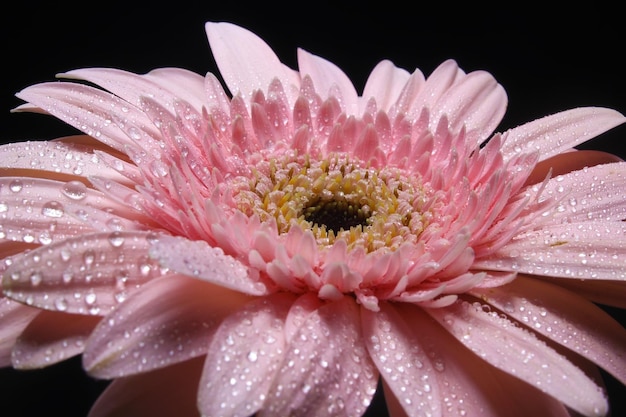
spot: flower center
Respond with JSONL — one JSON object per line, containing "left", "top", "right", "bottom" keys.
{"left": 303, "top": 197, "right": 369, "bottom": 232}
{"left": 232, "top": 152, "right": 433, "bottom": 253}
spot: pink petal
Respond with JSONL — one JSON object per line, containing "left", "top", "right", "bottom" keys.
{"left": 149, "top": 235, "right": 268, "bottom": 295}
{"left": 366, "top": 302, "right": 572, "bottom": 417}
{"left": 261, "top": 296, "right": 378, "bottom": 417}
{"left": 88, "top": 356, "right": 204, "bottom": 417}
{"left": 361, "top": 60, "right": 412, "bottom": 113}
{"left": 430, "top": 70, "right": 507, "bottom": 144}
{"left": 407, "top": 59, "right": 464, "bottom": 119}
{"left": 60, "top": 67, "right": 207, "bottom": 114}
{"left": 427, "top": 300, "right": 608, "bottom": 416}
{"left": 3, "top": 231, "right": 162, "bottom": 315}
{"left": 525, "top": 162, "right": 626, "bottom": 224}
{"left": 12, "top": 310, "right": 100, "bottom": 369}
{"left": 0, "top": 139, "right": 131, "bottom": 185}
{"left": 198, "top": 293, "right": 296, "bottom": 417}
{"left": 0, "top": 176, "right": 150, "bottom": 244}
{"left": 297, "top": 48, "right": 359, "bottom": 115}
{"left": 83, "top": 274, "right": 248, "bottom": 378}
{"left": 15, "top": 83, "right": 162, "bottom": 156}
{"left": 0, "top": 297, "right": 39, "bottom": 367}
{"left": 501, "top": 107, "right": 626, "bottom": 161}
{"left": 361, "top": 302, "right": 443, "bottom": 416}
{"left": 476, "top": 221, "right": 626, "bottom": 280}
{"left": 471, "top": 275, "right": 626, "bottom": 385}
{"left": 205, "top": 21, "right": 300, "bottom": 106}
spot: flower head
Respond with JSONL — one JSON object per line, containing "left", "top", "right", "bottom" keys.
{"left": 1, "top": 21, "right": 626, "bottom": 417}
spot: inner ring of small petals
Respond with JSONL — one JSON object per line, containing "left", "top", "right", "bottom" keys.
{"left": 232, "top": 152, "right": 432, "bottom": 252}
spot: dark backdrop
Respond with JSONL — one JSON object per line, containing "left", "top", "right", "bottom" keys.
{"left": 1, "top": 2, "right": 625, "bottom": 416}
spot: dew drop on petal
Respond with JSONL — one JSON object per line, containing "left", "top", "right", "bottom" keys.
{"left": 29, "top": 272, "right": 43, "bottom": 287}
{"left": 108, "top": 231, "right": 125, "bottom": 247}
{"left": 9, "top": 180, "right": 23, "bottom": 193}
{"left": 41, "top": 201, "right": 65, "bottom": 218}
{"left": 61, "top": 181, "right": 87, "bottom": 200}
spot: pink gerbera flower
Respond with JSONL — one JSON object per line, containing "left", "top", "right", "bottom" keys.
{"left": 1, "top": 21, "right": 626, "bottom": 417}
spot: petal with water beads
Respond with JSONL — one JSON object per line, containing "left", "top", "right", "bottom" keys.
{"left": 199, "top": 293, "right": 296, "bottom": 417}
{"left": 83, "top": 274, "right": 249, "bottom": 378}
{"left": 149, "top": 235, "right": 268, "bottom": 296}
{"left": 471, "top": 275, "right": 626, "bottom": 385}
{"left": 427, "top": 300, "right": 608, "bottom": 416}
{"left": 2, "top": 231, "right": 162, "bottom": 315}
{"left": 261, "top": 296, "right": 378, "bottom": 417}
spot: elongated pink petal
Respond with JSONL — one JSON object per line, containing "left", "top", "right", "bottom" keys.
{"left": 205, "top": 22, "right": 300, "bottom": 106}
{"left": 0, "top": 297, "right": 39, "bottom": 366}
{"left": 0, "top": 176, "right": 151, "bottom": 244}
{"left": 199, "top": 293, "right": 296, "bottom": 417}
{"left": 476, "top": 221, "right": 626, "bottom": 280}
{"left": 525, "top": 162, "right": 626, "bottom": 224}
{"left": 471, "top": 276, "right": 626, "bottom": 385}
{"left": 12, "top": 311, "right": 100, "bottom": 369}
{"left": 88, "top": 356, "right": 204, "bottom": 417}
{"left": 427, "top": 300, "right": 608, "bottom": 416}
{"left": 60, "top": 67, "right": 208, "bottom": 114}
{"left": 149, "top": 235, "right": 268, "bottom": 295}
{"left": 431, "top": 70, "right": 507, "bottom": 144}
{"left": 501, "top": 107, "right": 626, "bottom": 161}
{"left": 368, "top": 302, "right": 572, "bottom": 417}
{"left": 3, "top": 231, "right": 162, "bottom": 315}
{"left": 83, "top": 275, "right": 248, "bottom": 378}
{"left": 15, "top": 83, "right": 163, "bottom": 156}
{"left": 261, "top": 296, "right": 378, "bottom": 417}
{"left": 361, "top": 60, "right": 411, "bottom": 112}
{"left": 0, "top": 139, "right": 131, "bottom": 185}
{"left": 407, "top": 59, "right": 464, "bottom": 118}
{"left": 297, "top": 48, "right": 359, "bottom": 115}
{"left": 361, "top": 303, "right": 443, "bottom": 416}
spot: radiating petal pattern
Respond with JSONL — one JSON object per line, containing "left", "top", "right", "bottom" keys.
{"left": 1, "top": 20, "right": 624, "bottom": 417}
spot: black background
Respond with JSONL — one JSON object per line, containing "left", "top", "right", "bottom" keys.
{"left": 1, "top": 1, "right": 625, "bottom": 416}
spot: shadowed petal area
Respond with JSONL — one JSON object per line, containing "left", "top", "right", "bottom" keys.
{"left": 549, "top": 278, "right": 626, "bottom": 309}
{"left": 83, "top": 275, "right": 249, "bottom": 378}
{"left": 199, "top": 293, "right": 296, "bottom": 417}
{"left": 260, "top": 296, "right": 379, "bottom": 417}
{"left": 471, "top": 276, "right": 626, "bottom": 385}
{"left": 12, "top": 311, "right": 101, "bottom": 369}
{"left": 369, "top": 303, "right": 571, "bottom": 417}
{"left": 427, "top": 300, "right": 608, "bottom": 416}
{"left": 88, "top": 356, "right": 204, "bottom": 417}
{"left": 0, "top": 298, "right": 39, "bottom": 366}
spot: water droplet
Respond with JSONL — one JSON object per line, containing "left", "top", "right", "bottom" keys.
{"left": 108, "top": 232, "right": 125, "bottom": 247}
{"left": 54, "top": 298, "right": 68, "bottom": 311}
{"left": 247, "top": 351, "right": 258, "bottom": 362}
{"left": 29, "top": 272, "right": 43, "bottom": 286}
{"left": 85, "top": 292, "right": 97, "bottom": 305}
{"left": 61, "top": 181, "right": 87, "bottom": 200}
{"left": 41, "top": 201, "right": 65, "bottom": 218}
{"left": 83, "top": 250, "right": 96, "bottom": 267}
{"left": 9, "top": 180, "right": 23, "bottom": 192}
